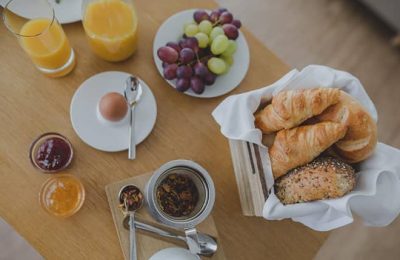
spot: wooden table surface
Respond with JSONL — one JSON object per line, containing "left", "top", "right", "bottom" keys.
{"left": 0, "top": 0, "right": 327, "bottom": 259}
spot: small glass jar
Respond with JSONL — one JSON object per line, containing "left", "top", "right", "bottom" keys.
{"left": 39, "top": 174, "right": 85, "bottom": 218}
{"left": 29, "top": 132, "right": 73, "bottom": 173}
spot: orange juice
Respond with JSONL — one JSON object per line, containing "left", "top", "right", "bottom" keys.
{"left": 83, "top": 0, "right": 138, "bottom": 62}
{"left": 20, "top": 19, "right": 74, "bottom": 73}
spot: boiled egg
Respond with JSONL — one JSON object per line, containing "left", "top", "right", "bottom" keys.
{"left": 98, "top": 92, "right": 128, "bottom": 122}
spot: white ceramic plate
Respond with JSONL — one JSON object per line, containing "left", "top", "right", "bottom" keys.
{"left": 70, "top": 71, "right": 157, "bottom": 152}
{"left": 153, "top": 9, "right": 250, "bottom": 98}
{"left": 149, "top": 247, "right": 200, "bottom": 260}
{"left": 0, "top": 0, "right": 82, "bottom": 24}
{"left": 50, "top": 0, "right": 82, "bottom": 24}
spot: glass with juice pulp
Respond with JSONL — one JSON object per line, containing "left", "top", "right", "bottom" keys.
{"left": 82, "top": 0, "right": 139, "bottom": 62}
{"left": 3, "top": 0, "right": 76, "bottom": 77}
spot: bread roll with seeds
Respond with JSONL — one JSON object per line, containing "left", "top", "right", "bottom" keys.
{"left": 274, "top": 157, "right": 356, "bottom": 205}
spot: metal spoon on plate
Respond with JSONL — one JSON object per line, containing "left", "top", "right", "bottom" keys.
{"left": 119, "top": 185, "right": 144, "bottom": 260}
{"left": 123, "top": 217, "right": 218, "bottom": 256}
{"left": 124, "top": 76, "right": 143, "bottom": 160}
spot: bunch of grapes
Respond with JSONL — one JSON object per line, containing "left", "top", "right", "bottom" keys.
{"left": 157, "top": 8, "right": 242, "bottom": 94}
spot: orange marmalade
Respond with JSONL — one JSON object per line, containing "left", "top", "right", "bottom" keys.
{"left": 40, "top": 175, "right": 85, "bottom": 217}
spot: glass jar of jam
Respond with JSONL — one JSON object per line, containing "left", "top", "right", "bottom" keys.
{"left": 39, "top": 174, "right": 85, "bottom": 218}
{"left": 29, "top": 132, "right": 73, "bottom": 173}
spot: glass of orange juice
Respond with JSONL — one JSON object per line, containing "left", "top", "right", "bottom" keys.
{"left": 82, "top": 0, "right": 139, "bottom": 62}
{"left": 2, "top": 0, "right": 76, "bottom": 77}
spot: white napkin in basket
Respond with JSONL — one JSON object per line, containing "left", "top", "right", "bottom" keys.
{"left": 212, "top": 65, "right": 400, "bottom": 231}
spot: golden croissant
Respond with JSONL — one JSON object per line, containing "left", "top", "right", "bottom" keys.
{"left": 316, "top": 91, "right": 377, "bottom": 163}
{"left": 255, "top": 88, "right": 340, "bottom": 133}
{"left": 269, "top": 121, "right": 347, "bottom": 179}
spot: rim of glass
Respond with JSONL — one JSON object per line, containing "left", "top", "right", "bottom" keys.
{"left": 2, "top": 0, "right": 56, "bottom": 38}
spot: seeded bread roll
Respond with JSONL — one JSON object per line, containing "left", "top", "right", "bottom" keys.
{"left": 274, "top": 157, "right": 356, "bottom": 205}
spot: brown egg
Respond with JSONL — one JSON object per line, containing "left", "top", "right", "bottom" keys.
{"left": 99, "top": 92, "right": 128, "bottom": 122}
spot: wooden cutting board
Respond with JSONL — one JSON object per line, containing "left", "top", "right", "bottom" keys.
{"left": 105, "top": 172, "right": 226, "bottom": 260}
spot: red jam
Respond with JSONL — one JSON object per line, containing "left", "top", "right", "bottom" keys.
{"left": 35, "top": 137, "right": 71, "bottom": 171}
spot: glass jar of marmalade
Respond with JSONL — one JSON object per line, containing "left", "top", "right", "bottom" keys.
{"left": 39, "top": 174, "right": 85, "bottom": 218}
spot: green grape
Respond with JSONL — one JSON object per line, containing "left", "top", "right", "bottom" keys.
{"left": 183, "top": 21, "right": 195, "bottom": 31}
{"left": 184, "top": 23, "right": 199, "bottom": 37}
{"left": 207, "top": 57, "right": 227, "bottom": 75}
{"left": 222, "top": 54, "right": 234, "bottom": 66}
{"left": 222, "top": 40, "right": 237, "bottom": 56}
{"left": 198, "top": 20, "right": 213, "bottom": 35}
{"left": 211, "top": 35, "right": 229, "bottom": 55}
{"left": 209, "top": 26, "right": 224, "bottom": 41}
{"left": 194, "top": 32, "right": 209, "bottom": 48}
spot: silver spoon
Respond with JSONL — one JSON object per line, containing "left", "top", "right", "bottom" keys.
{"left": 119, "top": 185, "right": 144, "bottom": 260}
{"left": 124, "top": 76, "right": 143, "bottom": 160}
{"left": 123, "top": 217, "right": 218, "bottom": 256}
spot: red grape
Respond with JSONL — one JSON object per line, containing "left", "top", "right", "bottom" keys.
{"left": 232, "top": 19, "right": 242, "bottom": 29}
{"left": 217, "top": 8, "right": 228, "bottom": 15}
{"left": 179, "top": 37, "right": 199, "bottom": 52}
{"left": 163, "top": 64, "right": 178, "bottom": 80}
{"left": 223, "top": 24, "right": 239, "bottom": 40}
{"left": 185, "top": 37, "right": 199, "bottom": 52}
{"left": 179, "top": 38, "right": 187, "bottom": 48}
{"left": 193, "top": 10, "right": 209, "bottom": 24}
{"left": 219, "top": 11, "right": 233, "bottom": 25}
{"left": 179, "top": 48, "right": 195, "bottom": 64}
{"left": 204, "top": 71, "right": 217, "bottom": 85}
{"left": 177, "top": 65, "right": 193, "bottom": 79}
{"left": 162, "top": 62, "right": 168, "bottom": 68}
{"left": 176, "top": 78, "right": 190, "bottom": 92}
{"left": 197, "top": 47, "right": 211, "bottom": 58}
{"left": 157, "top": 46, "right": 179, "bottom": 64}
{"left": 190, "top": 76, "right": 205, "bottom": 94}
{"left": 209, "top": 11, "right": 220, "bottom": 23}
{"left": 193, "top": 62, "right": 209, "bottom": 78}
{"left": 166, "top": 41, "right": 181, "bottom": 53}
{"left": 200, "top": 55, "right": 212, "bottom": 65}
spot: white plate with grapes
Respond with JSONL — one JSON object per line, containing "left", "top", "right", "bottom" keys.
{"left": 153, "top": 8, "right": 250, "bottom": 98}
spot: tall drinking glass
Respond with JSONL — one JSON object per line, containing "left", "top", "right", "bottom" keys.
{"left": 2, "top": 0, "right": 76, "bottom": 77}
{"left": 82, "top": 0, "right": 139, "bottom": 62}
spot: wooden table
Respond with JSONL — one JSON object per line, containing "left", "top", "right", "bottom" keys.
{"left": 0, "top": 1, "right": 327, "bottom": 259}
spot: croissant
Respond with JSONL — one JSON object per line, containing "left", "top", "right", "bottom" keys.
{"left": 255, "top": 88, "right": 340, "bottom": 134}
{"left": 316, "top": 91, "right": 377, "bottom": 163}
{"left": 269, "top": 122, "right": 347, "bottom": 179}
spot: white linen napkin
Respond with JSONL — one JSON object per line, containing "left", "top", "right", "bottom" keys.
{"left": 212, "top": 64, "right": 400, "bottom": 231}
